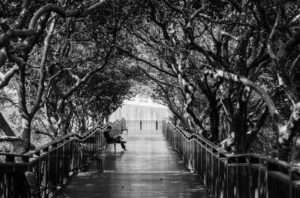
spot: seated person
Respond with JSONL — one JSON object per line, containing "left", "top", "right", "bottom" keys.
{"left": 103, "top": 126, "right": 127, "bottom": 151}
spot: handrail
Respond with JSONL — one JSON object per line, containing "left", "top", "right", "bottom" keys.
{"left": 0, "top": 122, "right": 110, "bottom": 161}
{"left": 0, "top": 118, "right": 125, "bottom": 198}
{"left": 163, "top": 120, "right": 300, "bottom": 198}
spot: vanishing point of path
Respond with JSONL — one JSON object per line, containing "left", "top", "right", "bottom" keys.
{"left": 61, "top": 134, "right": 209, "bottom": 198}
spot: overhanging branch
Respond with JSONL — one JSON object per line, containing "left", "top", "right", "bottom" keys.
{"left": 137, "top": 64, "right": 180, "bottom": 89}
{"left": 205, "top": 68, "right": 279, "bottom": 117}
{"left": 0, "top": 65, "right": 18, "bottom": 89}
{"left": 0, "top": 136, "right": 23, "bottom": 142}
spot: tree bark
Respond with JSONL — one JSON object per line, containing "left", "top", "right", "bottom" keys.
{"left": 233, "top": 101, "right": 249, "bottom": 153}
{"left": 292, "top": 135, "right": 300, "bottom": 164}
{"left": 80, "top": 116, "right": 87, "bottom": 135}
{"left": 57, "top": 99, "right": 68, "bottom": 136}
{"left": 20, "top": 115, "right": 32, "bottom": 153}
{"left": 277, "top": 102, "right": 300, "bottom": 161}
{"left": 0, "top": 112, "right": 16, "bottom": 136}
{"left": 209, "top": 106, "right": 219, "bottom": 142}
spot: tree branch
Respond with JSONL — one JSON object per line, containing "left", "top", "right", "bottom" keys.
{"left": 137, "top": 63, "right": 180, "bottom": 89}
{"left": 31, "top": 18, "right": 56, "bottom": 115}
{"left": 247, "top": 106, "right": 269, "bottom": 139}
{"left": 0, "top": 136, "right": 23, "bottom": 142}
{"left": 162, "top": 0, "right": 184, "bottom": 15}
{"left": 116, "top": 47, "right": 177, "bottom": 77}
{"left": 195, "top": 13, "right": 254, "bottom": 27}
{"left": 267, "top": 10, "right": 280, "bottom": 61}
{"left": 205, "top": 68, "right": 279, "bottom": 117}
{"left": 228, "top": 0, "right": 242, "bottom": 12}
{"left": 29, "top": 1, "right": 107, "bottom": 29}
{"left": 12, "top": 0, "right": 31, "bottom": 29}
{"left": 62, "top": 61, "right": 108, "bottom": 99}
{"left": 0, "top": 65, "right": 18, "bottom": 89}
{"left": 0, "top": 1, "right": 107, "bottom": 65}
{"left": 0, "top": 29, "right": 36, "bottom": 48}
{"left": 290, "top": 54, "right": 300, "bottom": 77}
{"left": 34, "top": 130, "right": 55, "bottom": 140}
{"left": 0, "top": 112, "right": 16, "bottom": 136}
{"left": 189, "top": 7, "right": 204, "bottom": 21}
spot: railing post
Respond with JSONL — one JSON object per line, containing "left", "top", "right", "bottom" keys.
{"left": 0, "top": 120, "right": 121, "bottom": 198}
{"left": 140, "top": 120, "right": 142, "bottom": 131}
{"left": 5, "top": 155, "right": 15, "bottom": 163}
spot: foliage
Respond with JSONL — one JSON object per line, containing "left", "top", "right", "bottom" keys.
{"left": 1, "top": 0, "right": 300, "bottom": 162}
{"left": 0, "top": 0, "right": 136, "bottom": 153}
{"left": 112, "top": 0, "right": 300, "bottom": 162}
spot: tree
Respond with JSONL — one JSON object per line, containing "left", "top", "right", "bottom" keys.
{"left": 0, "top": 0, "right": 123, "bottom": 152}
{"left": 116, "top": 0, "right": 300, "bottom": 160}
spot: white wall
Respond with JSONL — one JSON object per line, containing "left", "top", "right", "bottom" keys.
{"left": 109, "top": 96, "right": 172, "bottom": 121}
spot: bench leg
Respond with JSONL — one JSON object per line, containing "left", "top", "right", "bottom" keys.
{"left": 97, "top": 158, "right": 103, "bottom": 173}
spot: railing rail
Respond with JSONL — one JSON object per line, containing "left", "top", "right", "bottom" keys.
{"left": 0, "top": 118, "right": 125, "bottom": 198}
{"left": 162, "top": 120, "right": 300, "bottom": 198}
{"left": 126, "top": 120, "right": 162, "bottom": 135}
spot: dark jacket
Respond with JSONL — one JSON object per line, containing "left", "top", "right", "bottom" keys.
{"left": 103, "top": 131, "right": 114, "bottom": 143}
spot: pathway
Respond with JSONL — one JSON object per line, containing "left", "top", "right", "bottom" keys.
{"left": 60, "top": 134, "right": 209, "bottom": 198}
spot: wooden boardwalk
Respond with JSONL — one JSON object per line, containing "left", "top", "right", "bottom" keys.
{"left": 60, "top": 134, "right": 209, "bottom": 198}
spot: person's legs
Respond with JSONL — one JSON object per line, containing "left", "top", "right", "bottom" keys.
{"left": 113, "top": 137, "right": 127, "bottom": 151}
{"left": 120, "top": 142, "right": 127, "bottom": 151}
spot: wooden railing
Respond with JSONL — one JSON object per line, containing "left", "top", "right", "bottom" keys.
{"left": 0, "top": 118, "right": 125, "bottom": 198}
{"left": 162, "top": 121, "right": 300, "bottom": 198}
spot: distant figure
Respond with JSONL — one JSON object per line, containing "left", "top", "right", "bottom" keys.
{"left": 103, "top": 126, "right": 127, "bottom": 152}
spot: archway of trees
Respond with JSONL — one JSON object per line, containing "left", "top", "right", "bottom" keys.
{"left": 1, "top": 0, "right": 300, "bottom": 163}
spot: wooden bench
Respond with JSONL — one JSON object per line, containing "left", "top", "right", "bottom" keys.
{"left": 103, "top": 132, "right": 127, "bottom": 152}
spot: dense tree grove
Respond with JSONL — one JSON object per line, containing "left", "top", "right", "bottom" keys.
{"left": 1, "top": 0, "right": 300, "bottom": 163}
{"left": 0, "top": 0, "right": 135, "bottom": 153}
{"left": 116, "top": 0, "right": 300, "bottom": 162}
